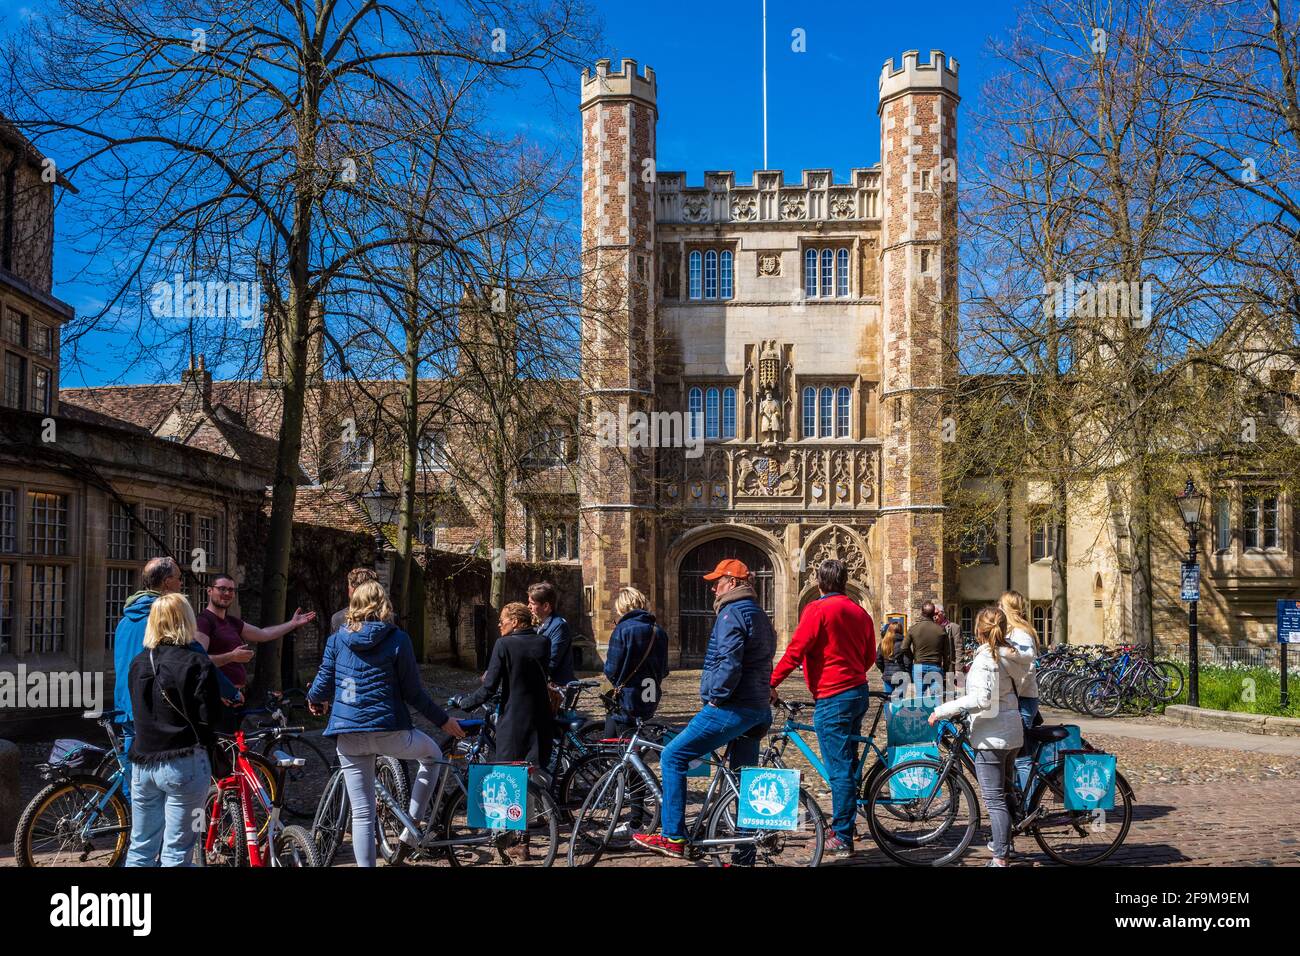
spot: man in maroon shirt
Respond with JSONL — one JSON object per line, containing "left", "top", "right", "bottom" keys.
{"left": 197, "top": 574, "right": 316, "bottom": 693}
{"left": 770, "top": 558, "right": 875, "bottom": 857}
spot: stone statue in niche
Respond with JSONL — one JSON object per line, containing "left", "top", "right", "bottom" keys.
{"left": 757, "top": 339, "right": 782, "bottom": 447}
{"left": 759, "top": 390, "right": 782, "bottom": 446}
{"left": 661, "top": 253, "right": 680, "bottom": 299}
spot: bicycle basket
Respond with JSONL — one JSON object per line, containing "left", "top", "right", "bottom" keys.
{"left": 1060, "top": 751, "right": 1116, "bottom": 811}
{"left": 46, "top": 738, "right": 107, "bottom": 772}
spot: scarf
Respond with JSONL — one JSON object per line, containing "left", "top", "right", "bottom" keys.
{"left": 713, "top": 582, "right": 757, "bottom": 615}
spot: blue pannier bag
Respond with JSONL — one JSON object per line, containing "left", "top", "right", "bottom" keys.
{"left": 1061, "top": 751, "right": 1116, "bottom": 811}
{"left": 1035, "top": 724, "right": 1083, "bottom": 771}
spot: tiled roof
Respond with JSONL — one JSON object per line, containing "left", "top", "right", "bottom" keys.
{"left": 281, "top": 485, "right": 374, "bottom": 534}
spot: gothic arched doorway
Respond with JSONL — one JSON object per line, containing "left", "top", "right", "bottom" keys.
{"left": 677, "top": 537, "right": 774, "bottom": 665}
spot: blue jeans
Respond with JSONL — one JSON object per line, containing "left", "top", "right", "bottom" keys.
{"left": 660, "top": 703, "right": 770, "bottom": 841}
{"left": 1014, "top": 697, "right": 1040, "bottom": 792}
{"left": 813, "top": 684, "right": 870, "bottom": 845}
{"left": 126, "top": 748, "right": 210, "bottom": 867}
{"left": 118, "top": 720, "right": 135, "bottom": 800}
{"left": 912, "top": 664, "right": 945, "bottom": 700}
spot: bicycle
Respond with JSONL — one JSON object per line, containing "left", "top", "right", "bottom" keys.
{"left": 201, "top": 728, "right": 319, "bottom": 867}
{"left": 376, "top": 705, "right": 560, "bottom": 867}
{"left": 758, "top": 692, "right": 897, "bottom": 842}
{"left": 310, "top": 753, "right": 409, "bottom": 866}
{"left": 238, "top": 687, "right": 336, "bottom": 818}
{"left": 14, "top": 709, "right": 132, "bottom": 866}
{"left": 567, "top": 718, "right": 826, "bottom": 867}
{"left": 865, "top": 712, "right": 1134, "bottom": 866}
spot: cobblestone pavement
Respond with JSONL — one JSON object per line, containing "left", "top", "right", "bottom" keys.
{"left": 3, "top": 666, "right": 1296, "bottom": 866}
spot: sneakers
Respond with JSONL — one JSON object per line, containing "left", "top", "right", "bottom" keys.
{"left": 825, "top": 835, "right": 854, "bottom": 858}
{"left": 985, "top": 859, "right": 1009, "bottom": 867}
{"left": 632, "top": 833, "right": 687, "bottom": 859}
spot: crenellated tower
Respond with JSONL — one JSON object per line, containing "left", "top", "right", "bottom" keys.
{"left": 578, "top": 59, "right": 659, "bottom": 640}
{"left": 877, "top": 49, "right": 960, "bottom": 619}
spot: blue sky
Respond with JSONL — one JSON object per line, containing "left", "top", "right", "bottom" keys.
{"left": 18, "top": 0, "right": 1025, "bottom": 387}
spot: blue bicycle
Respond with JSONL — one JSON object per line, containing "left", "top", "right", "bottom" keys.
{"left": 758, "top": 692, "right": 899, "bottom": 842}
{"left": 865, "top": 713, "right": 1135, "bottom": 866}
{"left": 15, "top": 709, "right": 133, "bottom": 866}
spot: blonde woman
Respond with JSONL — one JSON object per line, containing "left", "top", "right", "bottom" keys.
{"left": 603, "top": 587, "right": 671, "bottom": 736}
{"left": 928, "top": 606, "right": 1032, "bottom": 867}
{"left": 125, "top": 593, "right": 223, "bottom": 866}
{"left": 999, "top": 590, "right": 1041, "bottom": 793}
{"left": 307, "top": 581, "right": 465, "bottom": 867}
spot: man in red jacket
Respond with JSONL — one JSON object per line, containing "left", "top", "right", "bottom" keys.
{"left": 770, "top": 558, "right": 875, "bottom": 856}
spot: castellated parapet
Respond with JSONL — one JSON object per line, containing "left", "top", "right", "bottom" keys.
{"left": 878, "top": 49, "right": 960, "bottom": 106}
{"left": 580, "top": 58, "right": 657, "bottom": 108}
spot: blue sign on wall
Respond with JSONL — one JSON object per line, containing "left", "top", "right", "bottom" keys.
{"left": 886, "top": 744, "right": 942, "bottom": 799}
{"left": 1278, "top": 600, "right": 1300, "bottom": 645}
{"left": 467, "top": 764, "right": 529, "bottom": 830}
{"left": 886, "top": 699, "right": 940, "bottom": 747}
{"left": 661, "top": 729, "right": 711, "bottom": 777}
{"left": 737, "top": 767, "right": 801, "bottom": 831}
{"left": 1061, "top": 752, "right": 1116, "bottom": 811}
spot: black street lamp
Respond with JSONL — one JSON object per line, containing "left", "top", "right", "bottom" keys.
{"left": 1174, "top": 478, "right": 1205, "bottom": 707}
{"left": 361, "top": 475, "right": 399, "bottom": 564}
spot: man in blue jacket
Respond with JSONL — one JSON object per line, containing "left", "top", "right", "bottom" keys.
{"left": 633, "top": 558, "right": 775, "bottom": 859}
{"left": 112, "top": 557, "right": 239, "bottom": 788}
{"left": 528, "top": 581, "right": 575, "bottom": 686}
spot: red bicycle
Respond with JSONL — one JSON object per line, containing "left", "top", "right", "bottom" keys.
{"left": 202, "top": 729, "right": 319, "bottom": 867}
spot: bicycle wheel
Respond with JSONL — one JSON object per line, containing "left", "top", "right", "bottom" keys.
{"left": 566, "top": 766, "right": 626, "bottom": 867}
{"left": 310, "top": 770, "right": 349, "bottom": 866}
{"left": 15, "top": 775, "right": 130, "bottom": 867}
{"left": 1030, "top": 770, "right": 1134, "bottom": 865}
{"left": 443, "top": 780, "right": 558, "bottom": 867}
{"left": 262, "top": 733, "right": 333, "bottom": 818}
{"left": 866, "top": 759, "right": 979, "bottom": 866}
{"left": 201, "top": 787, "right": 249, "bottom": 867}
{"left": 374, "top": 756, "right": 413, "bottom": 865}
{"left": 272, "top": 824, "right": 321, "bottom": 867}
{"left": 1149, "top": 661, "right": 1184, "bottom": 702}
{"left": 1084, "top": 678, "right": 1122, "bottom": 718}
{"left": 703, "top": 787, "right": 825, "bottom": 867}
{"left": 557, "top": 750, "right": 619, "bottom": 818}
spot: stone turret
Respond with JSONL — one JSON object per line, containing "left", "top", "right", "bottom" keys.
{"left": 877, "top": 49, "right": 960, "bottom": 619}
{"left": 578, "top": 57, "right": 659, "bottom": 642}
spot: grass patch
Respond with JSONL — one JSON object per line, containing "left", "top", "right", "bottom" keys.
{"left": 1169, "top": 664, "right": 1300, "bottom": 718}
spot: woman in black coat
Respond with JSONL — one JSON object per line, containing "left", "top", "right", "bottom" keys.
{"left": 454, "top": 602, "right": 553, "bottom": 768}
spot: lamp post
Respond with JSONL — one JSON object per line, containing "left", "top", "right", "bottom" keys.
{"left": 361, "top": 476, "right": 399, "bottom": 571}
{"left": 1174, "top": 478, "right": 1205, "bottom": 707}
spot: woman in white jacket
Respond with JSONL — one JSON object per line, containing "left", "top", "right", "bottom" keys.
{"left": 928, "top": 606, "right": 1033, "bottom": 867}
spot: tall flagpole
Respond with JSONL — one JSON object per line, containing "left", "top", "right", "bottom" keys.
{"left": 762, "top": 0, "right": 768, "bottom": 170}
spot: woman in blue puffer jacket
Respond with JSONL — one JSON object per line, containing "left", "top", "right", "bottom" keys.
{"left": 603, "top": 587, "right": 671, "bottom": 737}
{"left": 307, "top": 581, "right": 464, "bottom": 867}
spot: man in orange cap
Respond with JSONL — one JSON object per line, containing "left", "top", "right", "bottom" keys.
{"left": 633, "top": 557, "right": 776, "bottom": 860}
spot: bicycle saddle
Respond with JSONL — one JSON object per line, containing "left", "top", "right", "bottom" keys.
{"left": 1026, "top": 724, "right": 1071, "bottom": 743}
{"left": 457, "top": 718, "right": 485, "bottom": 732}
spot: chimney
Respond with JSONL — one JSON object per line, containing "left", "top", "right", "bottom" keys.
{"left": 179, "top": 354, "right": 212, "bottom": 415}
